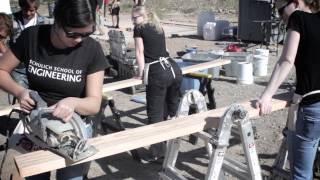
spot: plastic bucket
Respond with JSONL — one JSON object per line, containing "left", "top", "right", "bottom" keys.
{"left": 223, "top": 52, "right": 252, "bottom": 77}
{"left": 253, "top": 55, "right": 268, "bottom": 76}
{"left": 237, "top": 62, "right": 253, "bottom": 85}
{"left": 254, "top": 48, "right": 269, "bottom": 57}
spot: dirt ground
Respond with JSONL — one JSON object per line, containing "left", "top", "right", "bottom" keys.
{"left": 0, "top": 7, "right": 295, "bottom": 180}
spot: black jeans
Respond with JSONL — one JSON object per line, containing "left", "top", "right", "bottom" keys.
{"left": 146, "top": 59, "right": 182, "bottom": 124}
{"left": 146, "top": 59, "right": 182, "bottom": 158}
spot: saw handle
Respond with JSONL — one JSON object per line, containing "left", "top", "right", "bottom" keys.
{"left": 36, "top": 108, "right": 84, "bottom": 125}
{"left": 29, "top": 91, "right": 48, "bottom": 108}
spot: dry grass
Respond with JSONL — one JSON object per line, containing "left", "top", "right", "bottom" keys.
{"left": 121, "top": 0, "right": 238, "bottom": 14}
{"left": 10, "top": 0, "right": 238, "bottom": 19}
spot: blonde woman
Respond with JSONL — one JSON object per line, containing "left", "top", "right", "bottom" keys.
{"left": 132, "top": 6, "right": 182, "bottom": 162}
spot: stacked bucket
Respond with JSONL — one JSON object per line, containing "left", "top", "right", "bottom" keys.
{"left": 253, "top": 49, "right": 269, "bottom": 77}
{"left": 222, "top": 48, "right": 269, "bottom": 85}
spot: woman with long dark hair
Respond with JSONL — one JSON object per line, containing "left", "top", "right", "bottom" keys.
{"left": 0, "top": 0, "right": 107, "bottom": 179}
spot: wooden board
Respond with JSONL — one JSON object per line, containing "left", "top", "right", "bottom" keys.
{"left": 161, "top": 20, "right": 197, "bottom": 27}
{"left": 102, "top": 59, "right": 231, "bottom": 93}
{"left": 102, "top": 78, "right": 142, "bottom": 93}
{"left": 181, "top": 59, "right": 230, "bottom": 74}
{"left": 14, "top": 93, "right": 290, "bottom": 177}
{"left": 0, "top": 104, "right": 20, "bottom": 116}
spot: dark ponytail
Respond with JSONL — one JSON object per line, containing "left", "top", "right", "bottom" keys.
{"left": 54, "top": 0, "right": 95, "bottom": 28}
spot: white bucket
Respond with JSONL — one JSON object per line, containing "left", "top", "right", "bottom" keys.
{"left": 237, "top": 62, "right": 254, "bottom": 85}
{"left": 253, "top": 55, "right": 268, "bottom": 77}
{"left": 197, "top": 11, "right": 215, "bottom": 37}
{"left": 254, "top": 48, "right": 269, "bottom": 57}
{"left": 223, "top": 52, "right": 252, "bottom": 77}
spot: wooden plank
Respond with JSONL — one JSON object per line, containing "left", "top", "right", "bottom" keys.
{"left": 14, "top": 93, "right": 290, "bottom": 177}
{"left": 102, "top": 78, "right": 142, "bottom": 92}
{"left": 102, "top": 59, "right": 231, "bottom": 93}
{"left": 0, "top": 104, "right": 20, "bottom": 116}
{"left": 181, "top": 59, "right": 231, "bottom": 74}
{"left": 161, "top": 20, "right": 197, "bottom": 27}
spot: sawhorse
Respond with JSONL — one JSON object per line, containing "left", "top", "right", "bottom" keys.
{"left": 160, "top": 90, "right": 262, "bottom": 180}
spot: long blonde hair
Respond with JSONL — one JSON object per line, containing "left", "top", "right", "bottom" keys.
{"left": 132, "top": 6, "right": 163, "bottom": 34}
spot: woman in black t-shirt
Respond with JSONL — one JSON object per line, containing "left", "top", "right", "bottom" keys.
{"left": 256, "top": 0, "right": 320, "bottom": 179}
{"left": 132, "top": 6, "right": 182, "bottom": 162}
{"left": 0, "top": 0, "right": 107, "bottom": 179}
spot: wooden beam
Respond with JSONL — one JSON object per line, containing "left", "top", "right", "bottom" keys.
{"left": 102, "top": 59, "right": 231, "bottom": 93}
{"left": 0, "top": 104, "right": 20, "bottom": 117}
{"left": 161, "top": 20, "right": 197, "bottom": 27}
{"left": 102, "top": 78, "right": 142, "bottom": 93}
{"left": 14, "top": 93, "right": 290, "bottom": 177}
{"left": 181, "top": 59, "right": 230, "bottom": 74}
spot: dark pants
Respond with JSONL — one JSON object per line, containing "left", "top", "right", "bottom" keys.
{"left": 146, "top": 59, "right": 182, "bottom": 123}
{"left": 146, "top": 59, "right": 182, "bottom": 158}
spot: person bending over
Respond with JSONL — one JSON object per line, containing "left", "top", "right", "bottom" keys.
{"left": 132, "top": 5, "right": 182, "bottom": 162}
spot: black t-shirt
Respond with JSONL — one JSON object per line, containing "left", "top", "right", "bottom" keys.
{"left": 10, "top": 25, "right": 108, "bottom": 106}
{"left": 133, "top": 23, "right": 169, "bottom": 63}
{"left": 287, "top": 11, "right": 320, "bottom": 105}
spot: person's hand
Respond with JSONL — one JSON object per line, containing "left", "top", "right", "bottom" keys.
{"left": 50, "top": 97, "right": 76, "bottom": 123}
{"left": 17, "top": 89, "right": 35, "bottom": 113}
{"left": 255, "top": 95, "right": 273, "bottom": 116}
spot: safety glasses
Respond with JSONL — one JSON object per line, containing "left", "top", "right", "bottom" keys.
{"left": 62, "top": 26, "right": 95, "bottom": 39}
